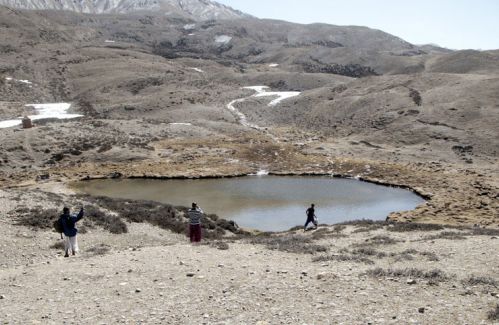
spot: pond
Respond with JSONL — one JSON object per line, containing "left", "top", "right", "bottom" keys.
{"left": 72, "top": 176, "right": 425, "bottom": 232}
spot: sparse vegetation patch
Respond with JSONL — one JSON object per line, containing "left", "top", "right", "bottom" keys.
{"left": 488, "top": 305, "right": 499, "bottom": 321}
{"left": 250, "top": 234, "right": 328, "bottom": 254}
{"left": 367, "top": 267, "right": 448, "bottom": 283}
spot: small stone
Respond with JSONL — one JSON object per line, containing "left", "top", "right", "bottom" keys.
{"left": 186, "top": 272, "right": 195, "bottom": 277}
{"left": 135, "top": 288, "right": 141, "bottom": 293}
{"left": 128, "top": 269, "right": 133, "bottom": 273}
{"left": 119, "top": 282, "right": 128, "bottom": 286}
{"left": 0, "top": 295, "right": 5, "bottom": 299}
{"left": 197, "top": 276, "right": 205, "bottom": 279}
{"left": 418, "top": 307, "right": 425, "bottom": 314}
{"left": 301, "top": 271, "right": 308, "bottom": 276}
{"left": 406, "top": 279, "right": 417, "bottom": 285}
{"left": 203, "top": 314, "right": 209, "bottom": 318}
{"left": 63, "top": 277, "right": 71, "bottom": 281}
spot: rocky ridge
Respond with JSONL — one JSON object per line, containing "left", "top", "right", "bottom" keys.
{"left": 0, "top": 0, "right": 250, "bottom": 20}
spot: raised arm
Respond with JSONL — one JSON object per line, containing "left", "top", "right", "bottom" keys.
{"left": 75, "top": 207, "right": 84, "bottom": 221}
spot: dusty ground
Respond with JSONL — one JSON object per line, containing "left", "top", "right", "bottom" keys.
{"left": 1, "top": 6, "right": 498, "bottom": 324}
{"left": 1, "top": 185, "right": 498, "bottom": 324}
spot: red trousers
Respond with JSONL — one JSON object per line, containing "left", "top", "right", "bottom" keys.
{"left": 190, "top": 224, "right": 202, "bottom": 242}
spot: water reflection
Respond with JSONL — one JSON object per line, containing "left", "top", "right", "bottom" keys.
{"left": 73, "top": 176, "right": 425, "bottom": 231}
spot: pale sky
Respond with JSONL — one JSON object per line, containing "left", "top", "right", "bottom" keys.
{"left": 216, "top": 0, "right": 499, "bottom": 50}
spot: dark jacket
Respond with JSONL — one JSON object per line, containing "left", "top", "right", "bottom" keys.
{"left": 59, "top": 209, "right": 84, "bottom": 237}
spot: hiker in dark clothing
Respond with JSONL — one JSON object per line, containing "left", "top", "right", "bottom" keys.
{"left": 187, "top": 202, "right": 204, "bottom": 243}
{"left": 304, "top": 203, "right": 318, "bottom": 230}
{"left": 59, "top": 207, "right": 84, "bottom": 257}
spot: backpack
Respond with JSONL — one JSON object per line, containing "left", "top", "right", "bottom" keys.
{"left": 53, "top": 218, "right": 64, "bottom": 234}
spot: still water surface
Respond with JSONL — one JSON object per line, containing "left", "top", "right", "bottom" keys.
{"left": 73, "top": 176, "right": 425, "bottom": 231}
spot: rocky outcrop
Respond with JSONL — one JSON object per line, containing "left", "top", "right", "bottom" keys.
{"left": 302, "top": 62, "right": 378, "bottom": 78}
{"left": 0, "top": 0, "right": 251, "bottom": 20}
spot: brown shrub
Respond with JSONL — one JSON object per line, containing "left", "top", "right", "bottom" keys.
{"left": 488, "top": 305, "right": 499, "bottom": 321}
{"left": 388, "top": 223, "right": 444, "bottom": 232}
{"left": 250, "top": 235, "right": 328, "bottom": 255}
{"left": 367, "top": 267, "right": 448, "bottom": 283}
{"left": 313, "top": 254, "right": 374, "bottom": 265}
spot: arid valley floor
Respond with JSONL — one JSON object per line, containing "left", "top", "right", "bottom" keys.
{"left": 0, "top": 3, "right": 498, "bottom": 324}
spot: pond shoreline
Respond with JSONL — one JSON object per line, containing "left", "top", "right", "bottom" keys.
{"left": 77, "top": 171, "right": 432, "bottom": 201}
{"left": 72, "top": 175, "right": 425, "bottom": 232}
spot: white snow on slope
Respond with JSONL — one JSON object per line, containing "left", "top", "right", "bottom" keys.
{"left": 189, "top": 67, "right": 204, "bottom": 73}
{"left": 215, "top": 35, "right": 232, "bottom": 44}
{"left": 169, "top": 122, "right": 193, "bottom": 126}
{"left": 249, "top": 169, "right": 269, "bottom": 176}
{"left": 268, "top": 63, "right": 279, "bottom": 67}
{"left": 0, "top": 120, "right": 24, "bottom": 128}
{"left": 243, "top": 86, "right": 301, "bottom": 106}
{"left": 5, "top": 77, "right": 32, "bottom": 85}
{"left": 0, "top": 103, "right": 83, "bottom": 129}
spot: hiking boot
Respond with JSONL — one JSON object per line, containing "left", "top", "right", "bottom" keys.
{"left": 64, "top": 253, "right": 69, "bottom": 258}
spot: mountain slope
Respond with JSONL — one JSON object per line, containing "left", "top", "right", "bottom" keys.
{"left": 0, "top": 0, "right": 250, "bottom": 20}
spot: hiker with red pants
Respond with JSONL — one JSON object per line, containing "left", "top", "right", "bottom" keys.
{"left": 188, "top": 202, "right": 204, "bottom": 243}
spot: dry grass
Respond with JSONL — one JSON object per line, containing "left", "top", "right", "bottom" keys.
{"left": 488, "top": 305, "right": 499, "bottom": 321}
{"left": 350, "top": 247, "right": 387, "bottom": 258}
{"left": 387, "top": 223, "right": 444, "bottom": 232}
{"left": 13, "top": 207, "right": 59, "bottom": 231}
{"left": 87, "top": 244, "right": 111, "bottom": 256}
{"left": 79, "top": 195, "right": 244, "bottom": 239}
{"left": 339, "top": 219, "right": 386, "bottom": 233}
{"left": 423, "top": 231, "right": 468, "bottom": 241}
{"left": 312, "top": 253, "right": 374, "bottom": 265}
{"left": 462, "top": 275, "right": 498, "bottom": 287}
{"left": 354, "top": 235, "right": 400, "bottom": 248}
{"left": 367, "top": 267, "right": 448, "bottom": 283}
{"left": 389, "top": 249, "right": 440, "bottom": 262}
{"left": 49, "top": 241, "right": 65, "bottom": 250}
{"left": 250, "top": 234, "right": 328, "bottom": 255}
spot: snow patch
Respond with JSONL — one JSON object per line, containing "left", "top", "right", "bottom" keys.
{"left": 183, "top": 24, "right": 196, "bottom": 30}
{"left": 268, "top": 63, "right": 279, "bottom": 67}
{"left": 104, "top": 40, "right": 115, "bottom": 43}
{"left": 249, "top": 170, "right": 269, "bottom": 176}
{"left": 189, "top": 68, "right": 204, "bottom": 73}
{"left": 215, "top": 35, "right": 232, "bottom": 44}
{"left": 169, "top": 123, "right": 192, "bottom": 126}
{"left": 0, "top": 120, "right": 23, "bottom": 128}
{"left": 244, "top": 86, "right": 301, "bottom": 106}
{"left": 243, "top": 86, "right": 268, "bottom": 92}
{"left": 0, "top": 103, "right": 83, "bottom": 129}
{"left": 5, "top": 77, "right": 32, "bottom": 85}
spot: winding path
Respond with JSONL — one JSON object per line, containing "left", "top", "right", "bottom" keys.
{"left": 226, "top": 86, "right": 301, "bottom": 131}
